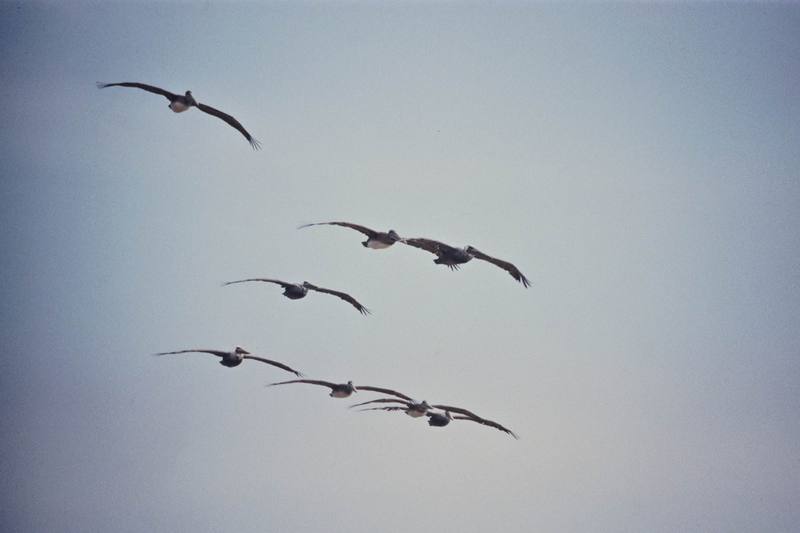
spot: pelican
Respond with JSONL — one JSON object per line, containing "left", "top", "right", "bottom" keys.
{"left": 267, "top": 380, "right": 416, "bottom": 399}
{"left": 223, "top": 278, "right": 370, "bottom": 315}
{"left": 354, "top": 399, "right": 433, "bottom": 418}
{"left": 154, "top": 346, "right": 303, "bottom": 376}
{"left": 348, "top": 387, "right": 431, "bottom": 418}
{"left": 426, "top": 410, "right": 453, "bottom": 428}
{"left": 353, "top": 397, "right": 518, "bottom": 438}
{"left": 96, "top": 82, "right": 261, "bottom": 149}
{"left": 402, "top": 237, "right": 530, "bottom": 287}
{"left": 298, "top": 221, "right": 402, "bottom": 249}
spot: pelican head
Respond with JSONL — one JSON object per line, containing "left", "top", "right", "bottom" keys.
{"left": 419, "top": 400, "right": 432, "bottom": 410}
{"left": 465, "top": 245, "right": 477, "bottom": 255}
{"left": 233, "top": 345, "right": 250, "bottom": 355}
{"left": 184, "top": 90, "right": 197, "bottom": 106}
{"left": 348, "top": 380, "right": 357, "bottom": 393}
{"left": 387, "top": 230, "right": 401, "bottom": 242}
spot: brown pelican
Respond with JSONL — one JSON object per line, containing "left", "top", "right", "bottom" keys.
{"left": 353, "top": 399, "right": 433, "bottom": 418}
{"left": 353, "top": 397, "right": 518, "bottom": 438}
{"left": 223, "top": 278, "right": 370, "bottom": 315}
{"left": 298, "top": 221, "right": 402, "bottom": 249}
{"left": 154, "top": 346, "right": 303, "bottom": 376}
{"left": 402, "top": 237, "right": 530, "bottom": 287}
{"left": 96, "top": 82, "right": 261, "bottom": 149}
{"left": 267, "top": 380, "right": 417, "bottom": 399}
{"left": 347, "top": 387, "right": 431, "bottom": 418}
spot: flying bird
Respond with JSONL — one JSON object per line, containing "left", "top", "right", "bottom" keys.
{"left": 154, "top": 346, "right": 302, "bottom": 376}
{"left": 223, "top": 278, "right": 370, "bottom": 315}
{"left": 267, "top": 380, "right": 416, "bottom": 399}
{"left": 298, "top": 221, "right": 402, "bottom": 249}
{"left": 96, "top": 82, "right": 261, "bottom": 149}
{"left": 354, "top": 398, "right": 433, "bottom": 418}
{"left": 402, "top": 237, "right": 530, "bottom": 287}
{"left": 347, "top": 387, "right": 430, "bottom": 418}
{"left": 353, "top": 397, "right": 518, "bottom": 438}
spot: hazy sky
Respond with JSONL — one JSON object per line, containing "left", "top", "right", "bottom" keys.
{"left": 1, "top": 2, "right": 799, "bottom": 532}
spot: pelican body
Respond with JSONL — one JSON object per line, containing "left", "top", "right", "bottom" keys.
{"left": 363, "top": 230, "right": 402, "bottom": 249}
{"left": 427, "top": 411, "right": 453, "bottom": 428}
{"left": 405, "top": 401, "right": 432, "bottom": 418}
{"left": 435, "top": 247, "right": 473, "bottom": 268}
{"left": 330, "top": 381, "right": 358, "bottom": 398}
{"left": 282, "top": 283, "right": 309, "bottom": 299}
{"left": 220, "top": 345, "right": 249, "bottom": 367}
{"left": 167, "top": 91, "right": 198, "bottom": 113}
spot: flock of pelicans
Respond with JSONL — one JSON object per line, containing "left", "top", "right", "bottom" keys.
{"left": 99, "top": 81, "right": 528, "bottom": 439}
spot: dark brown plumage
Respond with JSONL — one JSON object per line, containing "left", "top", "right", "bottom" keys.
{"left": 96, "top": 81, "right": 260, "bottom": 149}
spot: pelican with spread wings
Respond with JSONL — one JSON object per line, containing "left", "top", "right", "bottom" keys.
{"left": 223, "top": 278, "right": 370, "bottom": 315}
{"left": 351, "top": 392, "right": 518, "bottom": 438}
{"left": 298, "top": 221, "right": 402, "bottom": 249}
{"left": 267, "top": 380, "right": 420, "bottom": 400}
{"left": 96, "top": 81, "right": 260, "bottom": 149}
{"left": 402, "top": 237, "right": 530, "bottom": 287}
{"left": 154, "top": 346, "right": 302, "bottom": 376}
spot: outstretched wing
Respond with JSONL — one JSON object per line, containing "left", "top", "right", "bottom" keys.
{"left": 466, "top": 246, "right": 530, "bottom": 287}
{"left": 304, "top": 283, "right": 370, "bottom": 315}
{"left": 431, "top": 404, "right": 481, "bottom": 419}
{"left": 452, "top": 415, "right": 519, "bottom": 439}
{"left": 222, "top": 278, "right": 293, "bottom": 288}
{"left": 298, "top": 221, "right": 377, "bottom": 238}
{"left": 243, "top": 356, "right": 303, "bottom": 377}
{"left": 349, "top": 398, "right": 412, "bottom": 409}
{"left": 96, "top": 82, "right": 178, "bottom": 100}
{"left": 154, "top": 349, "right": 227, "bottom": 357}
{"left": 402, "top": 237, "right": 459, "bottom": 257}
{"left": 196, "top": 102, "right": 261, "bottom": 150}
{"left": 352, "top": 387, "right": 415, "bottom": 401}
{"left": 358, "top": 406, "right": 407, "bottom": 413}
{"left": 267, "top": 379, "right": 336, "bottom": 389}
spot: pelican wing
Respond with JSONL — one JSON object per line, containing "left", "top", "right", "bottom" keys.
{"left": 196, "top": 102, "right": 261, "bottom": 150}
{"left": 358, "top": 406, "right": 407, "bottom": 413}
{"left": 96, "top": 82, "right": 177, "bottom": 100}
{"left": 402, "top": 237, "right": 459, "bottom": 257}
{"left": 154, "top": 349, "right": 227, "bottom": 357}
{"left": 355, "top": 386, "right": 415, "bottom": 401}
{"left": 267, "top": 379, "right": 337, "bottom": 390}
{"left": 431, "top": 404, "right": 481, "bottom": 419}
{"left": 466, "top": 246, "right": 530, "bottom": 287}
{"left": 298, "top": 221, "right": 377, "bottom": 238}
{"left": 452, "top": 415, "right": 519, "bottom": 439}
{"left": 349, "top": 398, "right": 413, "bottom": 409}
{"left": 223, "top": 278, "right": 294, "bottom": 288}
{"left": 243, "top": 356, "right": 303, "bottom": 377}
{"left": 304, "top": 283, "right": 370, "bottom": 315}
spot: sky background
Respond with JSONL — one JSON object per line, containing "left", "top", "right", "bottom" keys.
{"left": 1, "top": 2, "right": 799, "bottom": 532}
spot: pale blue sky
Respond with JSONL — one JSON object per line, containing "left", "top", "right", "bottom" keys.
{"left": 1, "top": 2, "right": 799, "bottom": 532}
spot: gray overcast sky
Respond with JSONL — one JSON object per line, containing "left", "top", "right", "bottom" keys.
{"left": 1, "top": 2, "right": 799, "bottom": 532}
